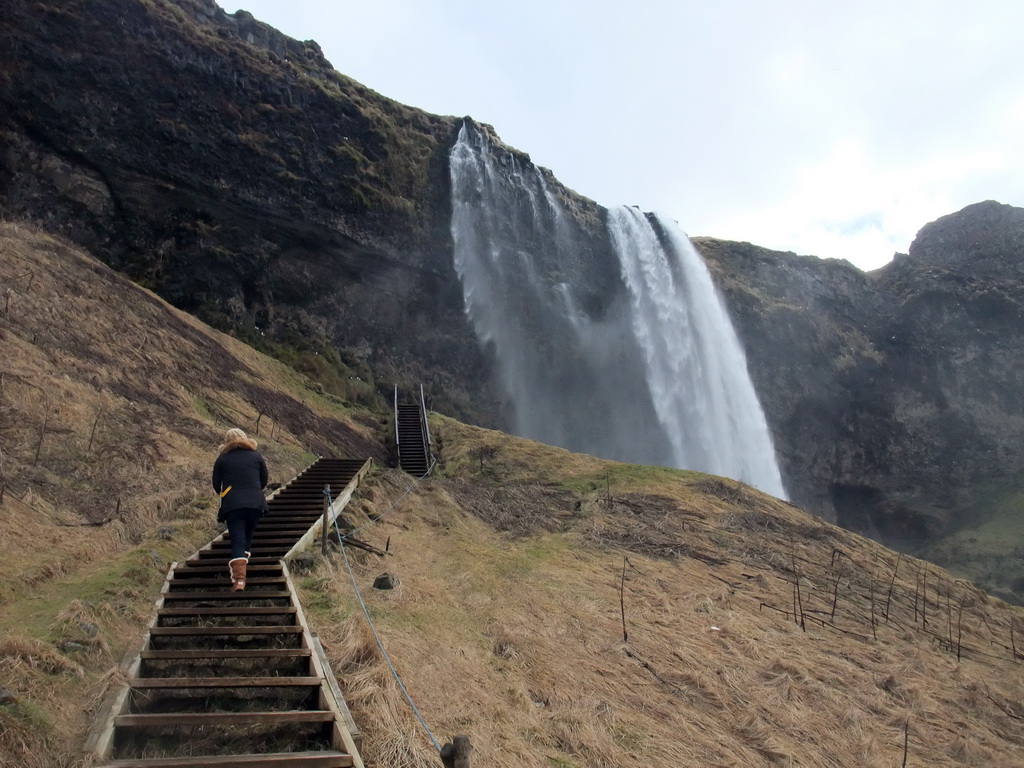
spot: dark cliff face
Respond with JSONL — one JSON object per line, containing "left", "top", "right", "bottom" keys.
{"left": 2, "top": 1, "right": 1023, "bottom": 579}
{"left": 697, "top": 201, "right": 1024, "bottom": 549}
{"left": 0, "top": 0, "right": 491, "bottom": 418}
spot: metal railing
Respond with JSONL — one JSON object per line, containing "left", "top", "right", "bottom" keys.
{"left": 419, "top": 383, "right": 432, "bottom": 449}
{"left": 393, "top": 384, "right": 400, "bottom": 450}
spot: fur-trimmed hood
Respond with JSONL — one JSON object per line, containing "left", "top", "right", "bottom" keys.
{"left": 219, "top": 437, "right": 258, "bottom": 455}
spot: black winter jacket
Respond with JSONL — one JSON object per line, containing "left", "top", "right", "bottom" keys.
{"left": 212, "top": 444, "right": 269, "bottom": 514}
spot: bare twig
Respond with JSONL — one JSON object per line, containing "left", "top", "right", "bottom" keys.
{"left": 869, "top": 556, "right": 877, "bottom": 641}
{"left": 884, "top": 552, "right": 902, "bottom": 623}
{"left": 792, "top": 551, "right": 806, "bottom": 632}
{"left": 759, "top": 602, "right": 791, "bottom": 619}
{"left": 985, "top": 689, "right": 1023, "bottom": 721}
{"left": 620, "top": 556, "right": 628, "bottom": 642}
{"left": 87, "top": 407, "right": 105, "bottom": 452}
{"left": 956, "top": 594, "right": 966, "bottom": 662}
{"left": 922, "top": 565, "right": 928, "bottom": 629}
{"left": 946, "top": 583, "right": 954, "bottom": 655}
{"left": 342, "top": 537, "right": 386, "bottom": 557}
{"left": 33, "top": 400, "right": 50, "bottom": 466}
{"left": 623, "top": 648, "right": 686, "bottom": 698}
{"left": 830, "top": 561, "right": 843, "bottom": 619}
{"left": 255, "top": 405, "right": 268, "bottom": 436}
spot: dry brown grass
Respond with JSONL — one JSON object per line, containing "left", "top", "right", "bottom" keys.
{"left": 0, "top": 221, "right": 385, "bottom": 766}
{"left": 4, "top": 220, "right": 1024, "bottom": 767}
{"left": 301, "top": 435, "right": 1024, "bottom": 768}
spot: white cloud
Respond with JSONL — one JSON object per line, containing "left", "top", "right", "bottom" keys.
{"left": 222, "top": 0, "right": 1024, "bottom": 271}
{"left": 695, "top": 138, "right": 1012, "bottom": 268}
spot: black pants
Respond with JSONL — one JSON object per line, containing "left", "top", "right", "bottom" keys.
{"left": 225, "top": 507, "right": 262, "bottom": 560}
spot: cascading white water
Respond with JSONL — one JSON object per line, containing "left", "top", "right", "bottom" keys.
{"left": 608, "top": 207, "right": 787, "bottom": 497}
{"left": 450, "top": 121, "right": 786, "bottom": 498}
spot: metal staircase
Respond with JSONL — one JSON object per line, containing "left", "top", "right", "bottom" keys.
{"left": 394, "top": 386, "right": 431, "bottom": 476}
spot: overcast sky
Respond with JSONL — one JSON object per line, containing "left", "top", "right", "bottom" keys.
{"left": 223, "top": 0, "right": 1024, "bottom": 271}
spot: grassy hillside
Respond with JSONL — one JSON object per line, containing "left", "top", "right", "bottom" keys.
{"left": 0, "top": 220, "right": 386, "bottom": 766}
{"left": 1, "top": 222, "right": 1023, "bottom": 767}
{"left": 318, "top": 427, "right": 1024, "bottom": 767}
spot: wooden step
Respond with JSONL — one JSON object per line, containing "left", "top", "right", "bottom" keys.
{"left": 140, "top": 649, "right": 311, "bottom": 660}
{"left": 157, "top": 607, "right": 296, "bottom": 618}
{"left": 149, "top": 626, "right": 302, "bottom": 637}
{"left": 209, "top": 538, "right": 302, "bottom": 546}
{"left": 167, "top": 578, "right": 287, "bottom": 589}
{"left": 160, "top": 591, "right": 293, "bottom": 601}
{"left": 113, "top": 710, "right": 334, "bottom": 727}
{"left": 172, "top": 564, "right": 283, "bottom": 574}
{"left": 105, "top": 751, "right": 353, "bottom": 767}
{"left": 131, "top": 676, "right": 321, "bottom": 688}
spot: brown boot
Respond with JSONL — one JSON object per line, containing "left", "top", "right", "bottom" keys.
{"left": 228, "top": 557, "right": 247, "bottom": 591}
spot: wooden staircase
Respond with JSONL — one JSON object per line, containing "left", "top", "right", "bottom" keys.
{"left": 87, "top": 458, "right": 370, "bottom": 767}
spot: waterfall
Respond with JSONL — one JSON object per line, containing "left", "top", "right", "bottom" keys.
{"left": 450, "top": 121, "right": 786, "bottom": 498}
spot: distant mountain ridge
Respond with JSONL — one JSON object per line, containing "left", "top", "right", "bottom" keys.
{"left": 2, "top": 0, "right": 1023, "bottom": 596}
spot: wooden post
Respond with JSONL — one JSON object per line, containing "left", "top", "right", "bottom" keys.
{"left": 440, "top": 734, "right": 472, "bottom": 768}
{"left": 321, "top": 484, "right": 331, "bottom": 556}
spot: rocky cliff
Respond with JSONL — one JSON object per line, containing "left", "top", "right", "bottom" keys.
{"left": 698, "top": 201, "right": 1024, "bottom": 542}
{"left": 2, "top": 0, "right": 1023, "bottom": 576}
{"left": 0, "top": 0, "right": 494, "bottom": 417}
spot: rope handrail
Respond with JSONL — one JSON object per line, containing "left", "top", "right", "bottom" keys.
{"left": 321, "top": 456, "right": 441, "bottom": 753}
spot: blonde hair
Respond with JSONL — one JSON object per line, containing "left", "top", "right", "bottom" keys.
{"left": 219, "top": 427, "right": 258, "bottom": 454}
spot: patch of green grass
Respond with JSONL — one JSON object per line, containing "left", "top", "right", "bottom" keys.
{"left": 612, "top": 725, "right": 646, "bottom": 750}
{"left": 301, "top": 591, "right": 354, "bottom": 624}
{"left": 562, "top": 464, "right": 698, "bottom": 495}
{"left": 192, "top": 395, "right": 214, "bottom": 422}
{"left": 236, "top": 332, "right": 383, "bottom": 409}
{"left": 1, "top": 697, "right": 53, "bottom": 736}
{"left": 2, "top": 541, "right": 183, "bottom": 644}
{"left": 921, "top": 477, "right": 1024, "bottom": 602}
